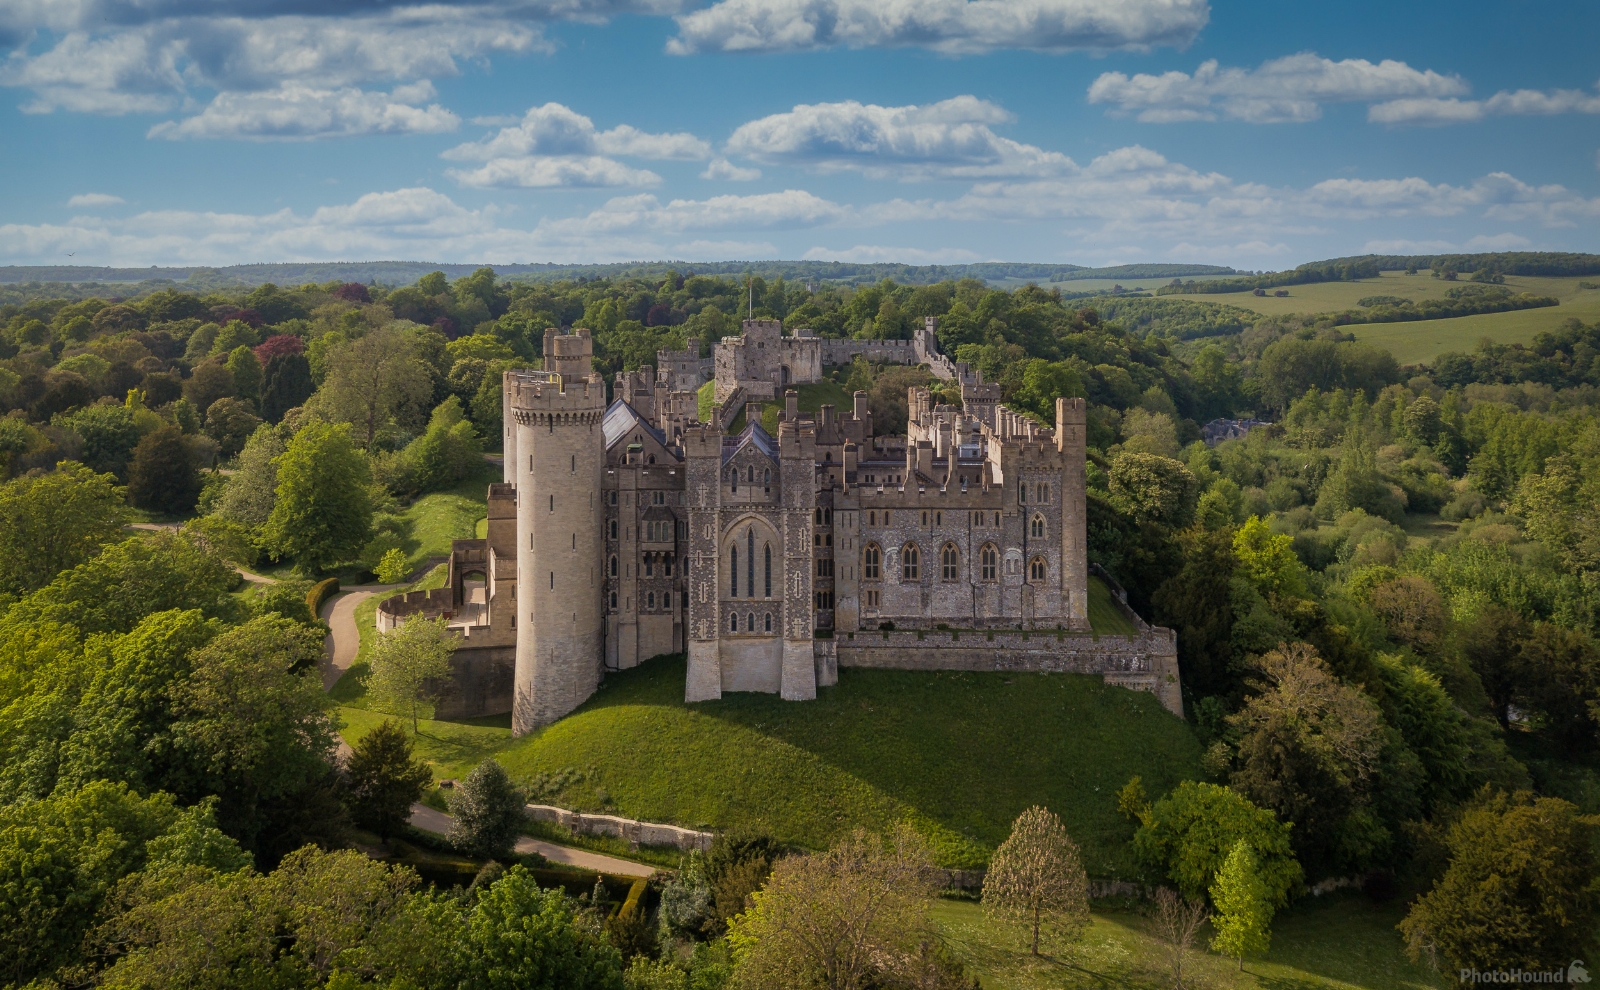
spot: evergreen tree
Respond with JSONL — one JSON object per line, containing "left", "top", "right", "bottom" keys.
{"left": 126, "top": 424, "right": 201, "bottom": 514}
{"left": 1209, "top": 841, "right": 1274, "bottom": 970}
{"left": 264, "top": 421, "right": 372, "bottom": 573}
{"left": 345, "top": 720, "right": 433, "bottom": 838}
{"left": 261, "top": 352, "right": 315, "bottom": 425}
{"left": 447, "top": 759, "right": 524, "bottom": 860}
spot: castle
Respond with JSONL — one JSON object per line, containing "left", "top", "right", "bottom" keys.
{"left": 378, "top": 319, "right": 1182, "bottom": 734}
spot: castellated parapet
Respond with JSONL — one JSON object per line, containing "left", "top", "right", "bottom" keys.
{"left": 509, "top": 361, "right": 608, "bottom": 735}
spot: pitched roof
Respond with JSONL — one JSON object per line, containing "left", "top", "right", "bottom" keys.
{"left": 602, "top": 400, "right": 666, "bottom": 451}
{"left": 721, "top": 420, "right": 776, "bottom": 464}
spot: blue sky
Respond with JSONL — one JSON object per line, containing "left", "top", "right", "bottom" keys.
{"left": 2, "top": 0, "right": 1597, "bottom": 270}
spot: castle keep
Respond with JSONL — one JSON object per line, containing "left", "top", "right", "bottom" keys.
{"left": 379, "top": 319, "right": 1182, "bottom": 733}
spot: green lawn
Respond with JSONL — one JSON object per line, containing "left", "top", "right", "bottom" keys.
{"left": 725, "top": 380, "right": 857, "bottom": 434}
{"left": 1086, "top": 577, "right": 1136, "bottom": 636}
{"left": 932, "top": 894, "right": 1444, "bottom": 990}
{"left": 336, "top": 653, "right": 1203, "bottom": 872}
{"left": 1210, "top": 272, "right": 1599, "bottom": 365}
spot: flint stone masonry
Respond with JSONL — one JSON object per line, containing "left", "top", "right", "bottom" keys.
{"left": 833, "top": 627, "right": 1183, "bottom": 716}
{"left": 525, "top": 804, "right": 714, "bottom": 852}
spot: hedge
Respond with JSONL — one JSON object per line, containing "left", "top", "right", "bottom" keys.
{"left": 307, "top": 577, "right": 340, "bottom": 619}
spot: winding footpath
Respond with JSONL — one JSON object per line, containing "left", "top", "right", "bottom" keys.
{"left": 317, "top": 581, "right": 654, "bottom": 879}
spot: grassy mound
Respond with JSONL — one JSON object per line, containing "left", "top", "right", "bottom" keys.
{"left": 339, "top": 654, "right": 1202, "bottom": 873}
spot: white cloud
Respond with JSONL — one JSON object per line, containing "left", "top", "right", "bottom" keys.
{"left": 66, "top": 193, "right": 125, "bottom": 207}
{"left": 702, "top": 158, "right": 762, "bottom": 181}
{"left": 447, "top": 156, "right": 663, "bottom": 189}
{"left": 1368, "top": 83, "right": 1600, "bottom": 125}
{"left": 440, "top": 103, "right": 710, "bottom": 189}
{"left": 0, "top": 1, "right": 670, "bottom": 126}
{"left": 801, "top": 244, "right": 981, "bottom": 263}
{"left": 1302, "top": 173, "right": 1600, "bottom": 226}
{"left": 725, "top": 96, "right": 1073, "bottom": 179}
{"left": 1360, "top": 233, "right": 1533, "bottom": 253}
{"left": 667, "top": 0, "right": 1209, "bottom": 55}
{"left": 1088, "top": 53, "right": 1467, "bottom": 123}
{"left": 147, "top": 82, "right": 459, "bottom": 140}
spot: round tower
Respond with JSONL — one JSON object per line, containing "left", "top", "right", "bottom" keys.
{"left": 508, "top": 362, "right": 607, "bottom": 735}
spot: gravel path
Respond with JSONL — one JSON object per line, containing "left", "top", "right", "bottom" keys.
{"left": 408, "top": 803, "right": 655, "bottom": 878}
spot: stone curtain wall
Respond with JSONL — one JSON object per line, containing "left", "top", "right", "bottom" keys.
{"left": 526, "top": 804, "right": 714, "bottom": 852}
{"left": 833, "top": 627, "right": 1183, "bottom": 716}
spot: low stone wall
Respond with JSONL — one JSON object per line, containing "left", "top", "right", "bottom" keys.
{"left": 376, "top": 588, "right": 453, "bottom": 632}
{"left": 833, "top": 626, "right": 1183, "bottom": 717}
{"left": 526, "top": 804, "right": 714, "bottom": 853}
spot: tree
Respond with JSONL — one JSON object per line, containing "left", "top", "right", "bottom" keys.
{"left": 1151, "top": 887, "right": 1208, "bottom": 990}
{"left": 264, "top": 420, "right": 373, "bottom": 573}
{"left": 204, "top": 396, "right": 262, "bottom": 459}
{"left": 367, "top": 615, "right": 455, "bottom": 733}
{"left": 725, "top": 825, "right": 952, "bottom": 990}
{"left": 169, "top": 616, "right": 337, "bottom": 850}
{"left": 313, "top": 325, "right": 433, "bottom": 448}
{"left": 127, "top": 424, "right": 202, "bottom": 514}
{"left": 345, "top": 720, "right": 433, "bottom": 838}
{"left": 401, "top": 396, "right": 483, "bottom": 494}
{"left": 225, "top": 346, "right": 263, "bottom": 410}
{"left": 183, "top": 358, "right": 235, "bottom": 413}
{"left": 216, "top": 423, "right": 285, "bottom": 526}
{"left": 55, "top": 402, "right": 142, "bottom": 478}
{"left": 1108, "top": 452, "right": 1197, "bottom": 529}
{"left": 260, "top": 351, "right": 314, "bottom": 424}
{"left": 464, "top": 865, "right": 622, "bottom": 990}
{"left": 447, "top": 759, "right": 525, "bottom": 860}
{"left": 1209, "top": 841, "right": 1274, "bottom": 970}
{"left": 0, "top": 462, "right": 128, "bottom": 597}
{"left": 981, "top": 806, "right": 1089, "bottom": 955}
{"left": 375, "top": 547, "right": 410, "bottom": 584}
{"left": 1127, "top": 779, "right": 1302, "bottom": 907}
{"left": 1399, "top": 790, "right": 1598, "bottom": 974}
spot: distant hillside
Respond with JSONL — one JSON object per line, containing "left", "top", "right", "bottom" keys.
{"left": 0, "top": 259, "right": 1237, "bottom": 291}
{"left": 1157, "top": 251, "right": 1600, "bottom": 295}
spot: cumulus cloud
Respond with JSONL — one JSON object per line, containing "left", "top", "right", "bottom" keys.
{"left": 1088, "top": 53, "right": 1467, "bottom": 123}
{"left": 668, "top": 0, "right": 1209, "bottom": 55}
{"left": 672, "top": 239, "right": 777, "bottom": 256}
{"left": 1368, "top": 83, "right": 1600, "bottom": 125}
{"left": 67, "top": 193, "right": 125, "bottom": 207}
{"left": 725, "top": 96, "right": 1073, "bottom": 179}
{"left": 147, "top": 81, "right": 459, "bottom": 140}
{"left": 440, "top": 103, "right": 710, "bottom": 189}
{"left": 0, "top": 1, "right": 669, "bottom": 125}
{"left": 801, "top": 244, "right": 981, "bottom": 263}
{"left": 702, "top": 158, "right": 762, "bottom": 181}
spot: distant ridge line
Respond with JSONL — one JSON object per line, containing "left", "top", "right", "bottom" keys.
{"left": 0, "top": 260, "right": 1237, "bottom": 289}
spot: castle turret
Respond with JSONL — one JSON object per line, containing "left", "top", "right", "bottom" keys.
{"left": 508, "top": 360, "right": 607, "bottom": 734}
{"left": 1056, "top": 397, "right": 1090, "bottom": 631}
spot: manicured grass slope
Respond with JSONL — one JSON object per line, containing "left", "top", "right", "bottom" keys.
{"left": 932, "top": 894, "right": 1444, "bottom": 990}
{"left": 340, "top": 655, "right": 1203, "bottom": 872}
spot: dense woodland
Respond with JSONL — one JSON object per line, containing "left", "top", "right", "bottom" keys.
{"left": 0, "top": 263, "right": 1597, "bottom": 987}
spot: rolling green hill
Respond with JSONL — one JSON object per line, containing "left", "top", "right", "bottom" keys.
{"left": 338, "top": 653, "right": 1203, "bottom": 874}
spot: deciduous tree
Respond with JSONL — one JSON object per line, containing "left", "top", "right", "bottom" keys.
{"left": 1209, "top": 841, "right": 1274, "bottom": 970}
{"left": 313, "top": 326, "right": 433, "bottom": 448}
{"left": 264, "top": 420, "right": 372, "bottom": 573}
{"left": 367, "top": 615, "right": 454, "bottom": 733}
{"left": 126, "top": 424, "right": 201, "bottom": 514}
{"left": 981, "top": 806, "right": 1089, "bottom": 956}
{"left": 0, "top": 462, "right": 128, "bottom": 597}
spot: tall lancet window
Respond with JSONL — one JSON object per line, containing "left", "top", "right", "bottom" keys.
{"left": 764, "top": 544, "right": 772, "bottom": 598}
{"left": 746, "top": 528, "right": 755, "bottom": 598}
{"left": 730, "top": 544, "right": 738, "bottom": 597}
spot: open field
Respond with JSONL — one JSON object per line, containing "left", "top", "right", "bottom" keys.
{"left": 1210, "top": 272, "right": 1599, "bottom": 365}
{"left": 932, "top": 894, "right": 1444, "bottom": 990}
{"left": 336, "top": 652, "right": 1203, "bottom": 872}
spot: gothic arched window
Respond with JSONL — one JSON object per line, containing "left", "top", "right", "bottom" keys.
{"left": 609, "top": 555, "right": 617, "bottom": 577}
{"left": 730, "top": 544, "right": 738, "bottom": 597}
{"left": 981, "top": 544, "right": 998, "bottom": 582}
{"left": 746, "top": 528, "right": 755, "bottom": 598}
{"left": 1029, "top": 556, "right": 1048, "bottom": 582}
{"left": 863, "top": 543, "right": 880, "bottom": 581}
{"left": 730, "top": 612, "right": 738, "bottom": 632}
{"left": 902, "top": 544, "right": 920, "bottom": 581}
{"left": 1030, "top": 514, "right": 1046, "bottom": 539}
{"left": 764, "top": 543, "right": 772, "bottom": 598}
{"left": 764, "top": 613, "right": 772, "bottom": 632}
{"left": 941, "top": 543, "right": 959, "bottom": 582}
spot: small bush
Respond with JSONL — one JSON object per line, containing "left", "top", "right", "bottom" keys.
{"left": 375, "top": 548, "right": 410, "bottom": 584}
{"left": 307, "top": 577, "right": 340, "bottom": 618}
